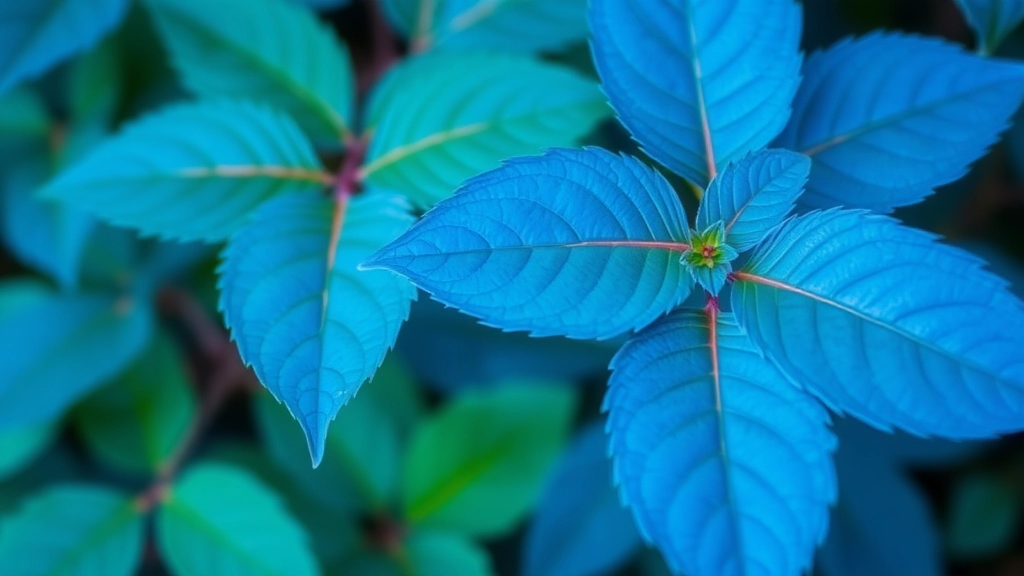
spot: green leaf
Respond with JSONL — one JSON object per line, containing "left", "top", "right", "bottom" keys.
{"left": 405, "top": 530, "right": 494, "bottom": 576}
{"left": 946, "top": 472, "right": 1022, "bottom": 559}
{"left": 253, "top": 388, "right": 401, "bottom": 513}
{"left": 40, "top": 100, "right": 329, "bottom": 242}
{"left": 0, "top": 422, "right": 57, "bottom": 481}
{"left": 0, "top": 89, "right": 50, "bottom": 143}
{"left": 0, "top": 485, "right": 145, "bottom": 576}
{"left": 363, "top": 355, "right": 425, "bottom": 440}
{"left": 361, "top": 51, "right": 608, "bottom": 207}
{"left": 402, "top": 384, "right": 576, "bottom": 536}
{"left": 145, "top": 0, "right": 355, "bottom": 144}
{"left": 74, "top": 329, "right": 196, "bottom": 474}
{"left": 156, "top": 462, "right": 320, "bottom": 576}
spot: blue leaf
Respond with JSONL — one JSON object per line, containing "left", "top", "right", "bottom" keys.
{"left": 523, "top": 422, "right": 641, "bottom": 576}
{"left": 589, "top": 0, "right": 802, "bottom": 188}
{"left": 0, "top": 0, "right": 129, "bottom": 94}
{"left": 775, "top": 33, "right": 1024, "bottom": 212}
{"left": 41, "top": 100, "right": 331, "bottom": 243}
{"left": 364, "top": 148, "right": 693, "bottom": 340}
{"left": 607, "top": 310, "right": 836, "bottom": 576}
{"left": 290, "top": 0, "right": 351, "bottom": 10}
{"left": 219, "top": 190, "right": 415, "bottom": 466}
{"left": 954, "top": 0, "right": 1024, "bottom": 53}
{"left": 733, "top": 209, "right": 1024, "bottom": 438}
{"left": 695, "top": 149, "right": 810, "bottom": 253}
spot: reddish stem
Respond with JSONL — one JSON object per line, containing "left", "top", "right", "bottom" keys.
{"left": 336, "top": 136, "right": 369, "bottom": 200}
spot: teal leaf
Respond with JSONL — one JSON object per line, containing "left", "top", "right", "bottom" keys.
{"left": 364, "top": 148, "right": 693, "bottom": 340}
{"left": 145, "top": 0, "right": 355, "bottom": 143}
{"left": 946, "top": 472, "right": 1022, "bottom": 558}
{"left": 0, "top": 88, "right": 50, "bottom": 141}
{"left": 0, "top": 0, "right": 130, "bottom": 94}
{"left": 0, "top": 422, "right": 56, "bottom": 481}
{"left": 523, "top": 423, "right": 641, "bottom": 576}
{"left": 0, "top": 485, "right": 145, "bottom": 576}
{"left": 290, "top": 0, "right": 351, "bottom": 10}
{"left": 41, "top": 100, "right": 330, "bottom": 242}
{"left": 733, "top": 209, "right": 1024, "bottom": 438}
{"left": 219, "top": 190, "right": 415, "bottom": 466}
{"left": 0, "top": 286, "right": 153, "bottom": 431}
{"left": 590, "top": 0, "right": 803, "bottom": 188}
{"left": 607, "top": 310, "right": 836, "bottom": 576}
{"left": 406, "top": 530, "right": 494, "bottom": 576}
{"left": 361, "top": 51, "right": 608, "bottom": 208}
{"left": 695, "top": 149, "right": 810, "bottom": 252}
{"left": 380, "top": 0, "right": 589, "bottom": 53}
{"left": 156, "top": 463, "right": 320, "bottom": 576}
{"left": 402, "top": 384, "right": 576, "bottom": 537}
{"left": 954, "top": 0, "right": 1024, "bottom": 53}
{"left": 73, "top": 330, "right": 196, "bottom": 475}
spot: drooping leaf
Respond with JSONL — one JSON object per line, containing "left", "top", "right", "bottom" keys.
{"left": 954, "top": 0, "right": 1024, "bottom": 53}
{"left": 74, "top": 330, "right": 196, "bottom": 474}
{"left": 523, "top": 423, "right": 641, "bottom": 576}
{"left": 607, "top": 309, "right": 836, "bottom": 576}
{"left": 145, "top": 0, "right": 355, "bottom": 143}
{"left": 0, "top": 0, "right": 130, "bottom": 94}
{"left": 589, "top": 0, "right": 803, "bottom": 188}
{"left": 380, "top": 0, "right": 589, "bottom": 53}
{"left": 946, "top": 472, "right": 1022, "bottom": 558}
{"left": 41, "top": 100, "right": 330, "bottom": 242}
{"left": 402, "top": 384, "right": 576, "bottom": 537}
{"left": 695, "top": 149, "right": 810, "bottom": 252}
{"left": 0, "top": 288, "right": 154, "bottom": 431}
{"left": 406, "top": 530, "right": 495, "bottom": 576}
{"left": 361, "top": 52, "right": 608, "bottom": 208}
{"left": 252, "top": 389, "right": 400, "bottom": 512}
{"left": 364, "top": 148, "right": 693, "bottom": 340}
{"left": 220, "top": 191, "right": 415, "bottom": 466}
{"left": 733, "top": 209, "right": 1024, "bottom": 438}
{"left": 156, "top": 463, "right": 320, "bottom": 576}
{"left": 0, "top": 485, "right": 145, "bottom": 576}
{"left": 775, "top": 33, "right": 1024, "bottom": 212}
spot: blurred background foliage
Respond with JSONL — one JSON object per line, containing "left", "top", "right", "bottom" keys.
{"left": 0, "top": 0, "right": 1022, "bottom": 575}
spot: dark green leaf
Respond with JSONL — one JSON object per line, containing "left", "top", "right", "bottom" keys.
{"left": 946, "top": 472, "right": 1022, "bottom": 559}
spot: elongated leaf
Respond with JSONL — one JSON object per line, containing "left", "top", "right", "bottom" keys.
{"left": 695, "top": 150, "right": 810, "bottom": 252}
{"left": 589, "top": 0, "right": 802, "bottom": 188}
{"left": 734, "top": 209, "right": 1024, "bottom": 438}
{"left": 74, "top": 330, "right": 196, "bottom": 474}
{"left": 523, "top": 423, "right": 641, "bottom": 576}
{"left": 954, "top": 0, "right": 1024, "bottom": 53}
{"left": 381, "top": 0, "right": 588, "bottom": 53}
{"left": 0, "top": 485, "right": 144, "bottom": 576}
{"left": 220, "top": 191, "right": 415, "bottom": 466}
{"left": 0, "top": 289, "right": 153, "bottom": 431}
{"left": 41, "top": 100, "right": 329, "bottom": 242}
{"left": 0, "top": 0, "right": 129, "bottom": 94}
{"left": 946, "top": 472, "right": 1022, "bottom": 558}
{"left": 361, "top": 52, "right": 607, "bottom": 208}
{"left": 406, "top": 531, "right": 494, "bottom": 576}
{"left": 775, "top": 33, "right": 1024, "bottom": 212}
{"left": 145, "top": 0, "right": 354, "bottom": 143}
{"left": 157, "top": 463, "right": 319, "bottom": 576}
{"left": 607, "top": 310, "right": 836, "bottom": 576}
{"left": 364, "top": 148, "right": 693, "bottom": 340}
{"left": 402, "top": 385, "right": 575, "bottom": 536}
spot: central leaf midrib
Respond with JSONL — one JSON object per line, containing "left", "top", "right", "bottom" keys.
{"left": 49, "top": 500, "right": 138, "bottom": 574}
{"left": 164, "top": 498, "right": 287, "bottom": 576}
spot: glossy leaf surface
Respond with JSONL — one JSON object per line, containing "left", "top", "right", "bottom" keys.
{"left": 146, "top": 0, "right": 354, "bottom": 143}
{"left": 734, "top": 209, "right": 1024, "bottom": 438}
{"left": 590, "top": 0, "right": 802, "bottom": 188}
{"left": 695, "top": 149, "right": 810, "bottom": 252}
{"left": 776, "top": 33, "right": 1024, "bottom": 211}
{"left": 220, "top": 191, "right": 415, "bottom": 466}
{"left": 607, "top": 310, "right": 836, "bottom": 576}
{"left": 523, "top": 423, "right": 641, "bottom": 576}
{"left": 362, "top": 51, "right": 607, "bottom": 208}
{"left": 0, "top": 485, "right": 144, "bottom": 576}
{"left": 954, "top": 0, "right": 1024, "bottom": 53}
{"left": 41, "top": 100, "right": 329, "bottom": 242}
{"left": 402, "top": 385, "right": 575, "bottom": 536}
{"left": 157, "top": 463, "right": 319, "bottom": 576}
{"left": 365, "top": 148, "right": 693, "bottom": 340}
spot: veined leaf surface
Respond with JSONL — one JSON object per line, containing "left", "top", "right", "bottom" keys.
{"left": 361, "top": 51, "right": 607, "bottom": 208}
{"left": 219, "top": 191, "right": 415, "bottom": 466}
{"left": 954, "top": 0, "right": 1024, "bottom": 53}
{"left": 590, "top": 0, "right": 802, "bottom": 188}
{"left": 607, "top": 310, "right": 836, "bottom": 576}
{"left": 145, "top": 0, "right": 355, "bottom": 143}
{"left": 775, "top": 33, "right": 1024, "bottom": 211}
{"left": 733, "top": 209, "right": 1024, "bottom": 437}
{"left": 41, "top": 100, "right": 330, "bottom": 242}
{"left": 364, "top": 148, "right": 693, "bottom": 340}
